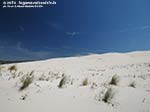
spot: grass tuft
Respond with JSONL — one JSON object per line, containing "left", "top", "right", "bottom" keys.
{"left": 102, "top": 87, "right": 115, "bottom": 103}
{"left": 58, "top": 76, "right": 66, "bottom": 88}
{"left": 129, "top": 81, "right": 136, "bottom": 88}
{"left": 8, "top": 65, "right": 17, "bottom": 73}
{"left": 82, "top": 78, "right": 88, "bottom": 86}
{"left": 109, "top": 75, "right": 120, "bottom": 85}
{"left": 19, "top": 71, "right": 34, "bottom": 91}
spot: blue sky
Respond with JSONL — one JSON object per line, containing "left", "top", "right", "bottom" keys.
{"left": 0, "top": 0, "right": 150, "bottom": 60}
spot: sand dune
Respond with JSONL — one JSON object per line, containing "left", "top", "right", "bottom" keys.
{"left": 0, "top": 51, "right": 150, "bottom": 112}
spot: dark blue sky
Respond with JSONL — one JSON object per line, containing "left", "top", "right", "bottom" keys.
{"left": 0, "top": 0, "right": 150, "bottom": 60}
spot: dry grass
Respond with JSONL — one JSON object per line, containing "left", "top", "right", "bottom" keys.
{"left": 0, "top": 66, "right": 2, "bottom": 76}
{"left": 129, "top": 81, "right": 136, "bottom": 88}
{"left": 109, "top": 75, "right": 120, "bottom": 85}
{"left": 39, "top": 74, "right": 49, "bottom": 81}
{"left": 19, "top": 71, "right": 34, "bottom": 91}
{"left": 58, "top": 76, "right": 67, "bottom": 88}
{"left": 0, "top": 66, "right": 2, "bottom": 71}
{"left": 102, "top": 87, "right": 115, "bottom": 103}
{"left": 0, "top": 65, "right": 5, "bottom": 70}
{"left": 82, "top": 78, "right": 88, "bottom": 86}
{"left": 8, "top": 65, "right": 17, "bottom": 73}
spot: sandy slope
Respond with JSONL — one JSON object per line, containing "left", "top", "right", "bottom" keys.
{"left": 0, "top": 51, "right": 150, "bottom": 112}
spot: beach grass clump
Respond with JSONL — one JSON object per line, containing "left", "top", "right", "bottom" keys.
{"left": 109, "top": 75, "right": 120, "bottom": 85}
{"left": 19, "top": 71, "right": 34, "bottom": 91}
{"left": 102, "top": 87, "right": 115, "bottom": 103}
{"left": 58, "top": 76, "right": 67, "bottom": 88}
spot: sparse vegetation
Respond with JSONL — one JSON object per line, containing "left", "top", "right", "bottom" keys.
{"left": 0, "top": 66, "right": 2, "bottom": 76}
{"left": 19, "top": 71, "right": 34, "bottom": 91}
{"left": 8, "top": 65, "right": 17, "bottom": 73}
{"left": 109, "top": 75, "right": 120, "bottom": 85}
{"left": 71, "top": 79, "right": 74, "bottom": 85}
{"left": 82, "top": 78, "right": 88, "bottom": 86}
{"left": 39, "top": 74, "right": 49, "bottom": 81}
{"left": 91, "top": 82, "right": 97, "bottom": 89}
{"left": 12, "top": 72, "right": 16, "bottom": 78}
{"left": 0, "top": 66, "right": 2, "bottom": 71}
{"left": 20, "top": 94, "right": 27, "bottom": 100}
{"left": 58, "top": 76, "right": 66, "bottom": 88}
{"left": 102, "top": 87, "right": 115, "bottom": 103}
{"left": 129, "top": 81, "right": 136, "bottom": 88}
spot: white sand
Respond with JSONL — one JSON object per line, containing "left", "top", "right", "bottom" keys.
{"left": 0, "top": 51, "right": 150, "bottom": 112}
